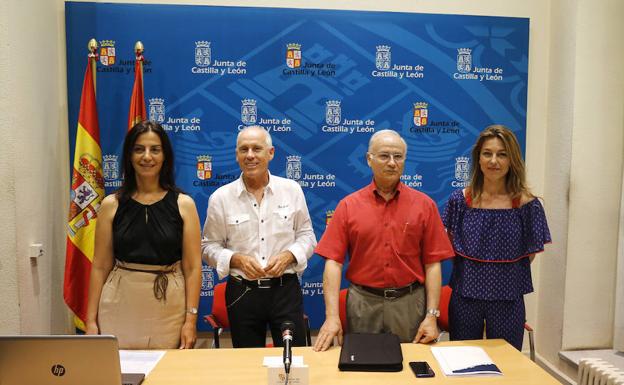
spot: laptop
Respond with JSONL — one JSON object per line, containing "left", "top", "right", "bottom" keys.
{"left": 338, "top": 333, "right": 403, "bottom": 372}
{"left": 0, "top": 335, "right": 145, "bottom": 385}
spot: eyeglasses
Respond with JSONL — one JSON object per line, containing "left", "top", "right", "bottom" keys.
{"left": 370, "top": 152, "right": 405, "bottom": 163}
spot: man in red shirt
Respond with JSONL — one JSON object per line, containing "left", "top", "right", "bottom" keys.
{"left": 313, "top": 130, "right": 454, "bottom": 351}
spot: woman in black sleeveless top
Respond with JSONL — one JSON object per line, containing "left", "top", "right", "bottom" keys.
{"left": 85, "top": 121, "right": 202, "bottom": 349}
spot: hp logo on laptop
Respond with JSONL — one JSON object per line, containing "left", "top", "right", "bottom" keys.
{"left": 51, "top": 364, "right": 66, "bottom": 376}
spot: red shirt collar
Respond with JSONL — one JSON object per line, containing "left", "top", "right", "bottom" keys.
{"left": 366, "top": 179, "right": 404, "bottom": 200}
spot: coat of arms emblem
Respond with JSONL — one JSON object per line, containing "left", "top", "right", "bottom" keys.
{"left": 99, "top": 40, "right": 115, "bottom": 66}
{"left": 455, "top": 157, "right": 470, "bottom": 181}
{"left": 201, "top": 265, "right": 214, "bottom": 291}
{"left": 286, "top": 155, "right": 302, "bottom": 180}
{"left": 413, "top": 102, "right": 428, "bottom": 127}
{"left": 197, "top": 155, "right": 212, "bottom": 180}
{"left": 149, "top": 98, "right": 165, "bottom": 123}
{"left": 325, "top": 100, "right": 341, "bottom": 126}
{"left": 457, "top": 48, "right": 472, "bottom": 74}
{"left": 195, "top": 41, "right": 211, "bottom": 67}
{"left": 102, "top": 155, "right": 119, "bottom": 181}
{"left": 67, "top": 154, "right": 104, "bottom": 237}
{"left": 241, "top": 99, "right": 257, "bottom": 125}
{"left": 375, "top": 45, "right": 391, "bottom": 70}
{"left": 286, "top": 43, "right": 302, "bottom": 69}
{"left": 326, "top": 210, "right": 334, "bottom": 226}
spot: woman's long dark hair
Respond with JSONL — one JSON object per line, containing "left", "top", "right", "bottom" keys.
{"left": 116, "top": 120, "right": 179, "bottom": 202}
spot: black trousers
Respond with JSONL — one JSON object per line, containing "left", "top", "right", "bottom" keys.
{"left": 225, "top": 275, "right": 307, "bottom": 348}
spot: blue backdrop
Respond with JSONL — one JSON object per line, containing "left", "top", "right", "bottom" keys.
{"left": 65, "top": 2, "right": 529, "bottom": 330}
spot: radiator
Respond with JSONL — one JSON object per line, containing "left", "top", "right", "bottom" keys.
{"left": 578, "top": 358, "right": 624, "bottom": 385}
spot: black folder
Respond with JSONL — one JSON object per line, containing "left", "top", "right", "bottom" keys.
{"left": 338, "top": 333, "right": 403, "bottom": 372}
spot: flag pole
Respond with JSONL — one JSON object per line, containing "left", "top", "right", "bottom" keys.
{"left": 135, "top": 40, "right": 144, "bottom": 60}
{"left": 88, "top": 38, "right": 98, "bottom": 92}
{"left": 128, "top": 41, "right": 147, "bottom": 129}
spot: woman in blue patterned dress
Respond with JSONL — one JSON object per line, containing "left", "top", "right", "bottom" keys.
{"left": 443, "top": 125, "right": 551, "bottom": 350}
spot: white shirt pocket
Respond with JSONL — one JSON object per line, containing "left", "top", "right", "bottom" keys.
{"left": 226, "top": 213, "right": 252, "bottom": 243}
{"left": 272, "top": 209, "right": 295, "bottom": 239}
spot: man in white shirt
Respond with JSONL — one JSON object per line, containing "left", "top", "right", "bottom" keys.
{"left": 202, "top": 125, "right": 317, "bottom": 347}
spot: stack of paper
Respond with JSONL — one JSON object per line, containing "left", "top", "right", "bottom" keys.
{"left": 431, "top": 346, "right": 502, "bottom": 376}
{"left": 120, "top": 350, "right": 166, "bottom": 376}
{"left": 262, "top": 355, "right": 305, "bottom": 368}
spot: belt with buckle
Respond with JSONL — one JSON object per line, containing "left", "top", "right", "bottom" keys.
{"left": 230, "top": 274, "right": 297, "bottom": 289}
{"left": 357, "top": 281, "right": 421, "bottom": 299}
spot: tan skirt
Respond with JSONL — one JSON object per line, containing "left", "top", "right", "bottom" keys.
{"left": 98, "top": 260, "right": 186, "bottom": 349}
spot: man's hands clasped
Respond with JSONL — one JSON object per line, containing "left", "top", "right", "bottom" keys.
{"left": 231, "top": 251, "right": 295, "bottom": 279}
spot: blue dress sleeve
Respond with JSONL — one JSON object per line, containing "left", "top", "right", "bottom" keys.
{"left": 442, "top": 189, "right": 464, "bottom": 237}
{"left": 520, "top": 198, "right": 552, "bottom": 255}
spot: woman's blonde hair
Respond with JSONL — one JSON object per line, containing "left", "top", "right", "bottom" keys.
{"left": 469, "top": 124, "right": 533, "bottom": 202}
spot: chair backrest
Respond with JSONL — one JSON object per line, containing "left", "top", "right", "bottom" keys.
{"left": 211, "top": 282, "right": 229, "bottom": 329}
{"left": 339, "top": 288, "right": 348, "bottom": 332}
{"left": 438, "top": 285, "right": 452, "bottom": 332}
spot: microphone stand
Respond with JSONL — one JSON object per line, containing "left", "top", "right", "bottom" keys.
{"left": 281, "top": 321, "right": 295, "bottom": 385}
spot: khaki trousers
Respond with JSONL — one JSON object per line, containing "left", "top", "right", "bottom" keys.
{"left": 98, "top": 260, "right": 185, "bottom": 349}
{"left": 347, "top": 283, "right": 426, "bottom": 342}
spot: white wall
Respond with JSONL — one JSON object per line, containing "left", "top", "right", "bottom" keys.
{"left": 536, "top": 2, "right": 624, "bottom": 379}
{"left": 561, "top": 0, "right": 624, "bottom": 350}
{"left": 537, "top": 0, "right": 576, "bottom": 376}
{"left": 0, "top": 0, "right": 21, "bottom": 334}
{"left": 615, "top": 167, "right": 624, "bottom": 351}
{"left": 0, "top": 0, "right": 70, "bottom": 334}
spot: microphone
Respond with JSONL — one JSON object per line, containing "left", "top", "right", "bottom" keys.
{"left": 281, "top": 320, "right": 295, "bottom": 375}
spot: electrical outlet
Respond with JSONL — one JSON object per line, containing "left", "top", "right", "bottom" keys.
{"left": 29, "top": 243, "right": 44, "bottom": 259}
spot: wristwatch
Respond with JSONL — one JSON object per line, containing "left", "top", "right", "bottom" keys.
{"left": 186, "top": 307, "right": 198, "bottom": 315}
{"left": 426, "top": 308, "right": 440, "bottom": 318}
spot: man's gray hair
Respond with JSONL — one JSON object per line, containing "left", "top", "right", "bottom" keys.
{"left": 368, "top": 129, "right": 408, "bottom": 153}
{"left": 237, "top": 125, "right": 273, "bottom": 147}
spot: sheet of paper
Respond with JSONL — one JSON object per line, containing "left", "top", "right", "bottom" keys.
{"left": 119, "top": 350, "right": 166, "bottom": 375}
{"left": 431, "top": 346, "right": 502, "bottom": 376}
{"left": 262, "top": 355, "right": 305, "bottom": 367}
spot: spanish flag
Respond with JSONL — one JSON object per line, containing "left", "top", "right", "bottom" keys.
{"left": 127, "top": 43, "right": 146, "bottom": 130}
{"left": 64, "top": 47, "right": 105, "bottom": 329}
